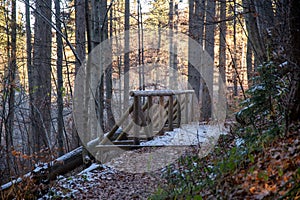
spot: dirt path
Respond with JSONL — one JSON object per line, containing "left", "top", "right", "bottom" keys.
{"left": 43, "top": 150, "right": 166, "bottom": 199}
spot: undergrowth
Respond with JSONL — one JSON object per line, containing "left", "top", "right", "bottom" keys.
{"left": 150, "top": 62, "right": 300, "bottom": 199}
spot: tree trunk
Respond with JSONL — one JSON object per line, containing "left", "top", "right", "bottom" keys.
{"left": 246, "top": 39, "right": 253, "bottom": 86}
{"left": 168, "top": 0, "right": 174, "bottom": 88}
{"left": 7, "top": 0, "right": 16, "bottom": 148}
{"left": 105, "top": 7, "right": 115, "bottom": 130}
{"left": 74, "top": 0, "right": 86, "bottom": 148}
{"left": 202, "top": 0, "right": 215, "bottom": 120}
{"left": 75, "top": 0, "right": 86, "bottom": 73}
{"left": 233, "top": 0, "right": 238, "bottom": 96}
{"left": 124, "top": 0, "right": 130, "bottom": 111}
{"left": 99, "top": 0, "right": 108, "bottom": 132}
{"left": 188, "top": 0, "right": 204, "bottom": 101}
{"left": 254, "top": 0, "right": 274, "bottom": 53}
{"left": 218, "top": 0, "right": 227, "bottom": 112}
{"left": 5, "top": 0, "right": 17, "bottom": 175}
{"left": 55, "top": 0, "right": 64, "bottom": 157}
{"left": 172, "top": 3, "right": 179, "bottom": 89}
{"left": 31, "top": 0, "right": 52, "bottom": 152}
{"left": 242, "top": 0, "right": 266, "bottom": 64}
{"left": 288, "top": 0, "right": 300, "bottom": 122}
{"left": 25, "top": 0, "right": 33, "bottom": 155}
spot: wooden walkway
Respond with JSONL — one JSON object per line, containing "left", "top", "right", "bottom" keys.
{"left": 96, "top": 90, "right": 195, "bottom": 149}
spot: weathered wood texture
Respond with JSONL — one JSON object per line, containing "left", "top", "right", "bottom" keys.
{"left": 99, "top": 90, "right": 195, "bottom": 146}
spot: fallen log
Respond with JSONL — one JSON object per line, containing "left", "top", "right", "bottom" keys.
{"left": 46, "top": 146, "right": 83, "bottom": 180}
{"left": 0, "top": 146, "right": 83, "bottom": 193}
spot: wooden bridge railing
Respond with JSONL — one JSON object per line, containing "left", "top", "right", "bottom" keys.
{"left": 99, "top": 90, "right": 195, "bottom": 146}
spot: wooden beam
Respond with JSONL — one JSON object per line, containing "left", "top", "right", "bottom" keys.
{"left": 96, "top": 144, "right": 197, "bottom": 149}
{"left": 133, "top": 96, "right": 140, "bottom": 145}
{"left": 101, "top": 104, "right": 134, "bottom": 144}
{"left": 130, "top": 89, "right": 194, "bottom": 97}
{"left": 168, "top": 95, "right": 174, "bottom": 131}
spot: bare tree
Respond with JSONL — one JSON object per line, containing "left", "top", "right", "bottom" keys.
{"left": 5, "top": 0, "right": 17, "bottom": 174}
{"left": 202, "top": 0, "right": 216, "bottom": 120}
{"left": 55, "top": 0, "right": 64, "bottom": 156}
{"left": 168, "top": 0, "right": 174, "bottom": 88}
{"left": 74, "top": 0, "right": 86, "bottom": 148}
{"left": 124, "top": 0, "right": 130, "bottom": 110}
{"left": 246, "top": 38, "right": 253, "bottom": 85}
{"left": 188, "top": 0, "right": 204, "bottom": 100}
{"left": 288, "top": 0, "right": 300, "bottom": 122}
{"left": 218, "top": 0, "right": 227, "bottom": 109}
{"left": 75, "top": 0, "right": 86, "bottom": 73}
{"left": 105, "top": 2, "right": 115, "bottom": 130}
{"left": 242, "top": 0, "right": 266, "bottom": 64}
{"left": 31, "top": 0, "right": 52, "bottom": 152}
{"left": 25, "top": 0, "right": 33, "bottom": 155}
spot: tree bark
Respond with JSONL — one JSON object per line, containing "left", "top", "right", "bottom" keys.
{"left": 242, "top": 0, "right": 266, "bottom": 64}
{"left": 246, "top": 39, "right": 253, "bottom": 86}
{"left": 75, "top": 0, "right": 86, "bottom": 74}
{"left": 105, "top": 6, "right": 115, "bottom": 130}
{"left": 188, "top": 0, "right": 203, "bottom": 100}
{"left": 31, "top": 0, "right": 52, "bottom": 152}
{"left": 218, "top": 0, "right": 227, "bottom": 112}
{"left": 202, "top": 0, "right": 216, "bottom": 120}
{"left": 254, "top": 0, "right": 274, "bottom": 52}
{"left": 168, "top": 0, "right": 174, "bottom": 88}
{"left": 98, "top": 0, "right": 108, "bottom": 132}
{"left": 55, "top": 0, "right": 64, "bottom": 157}
{"left": 172, "top": 3, "right": 179, "bottom": 89}
{"left": 5, "top": 0, "right": 17, "bottom": 175}
{"left": 25, "top": 0, "right": 33, "bottom": 154}
{"left": 124, "top": 0, "right": 130, "bottom": 111}
{"left": 74, "top": 0, "right": 86, "bottom": 148}
{"left": 288, "top": 0, "right": 300, "bottom": 122}
{"left": 233, "top": 0, "right": 238, "bottom": 96}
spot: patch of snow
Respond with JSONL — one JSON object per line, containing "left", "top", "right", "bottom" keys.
{"left": 78, "top": 163, "right": 101, "bottom": 175}
{"left": 279, "top": 61, "right": 288, "bottom": 68}
{"left": 141, "top": 122, "right": 226, "bottom": 146}
{"left": 249, "top": 85, "right": 265, "bottom": 93}
{"left": 103, "top": 122, "right": 227, "bottom": 173}
{"left": 235, "top": 138, "right": 245, "bottom": 147}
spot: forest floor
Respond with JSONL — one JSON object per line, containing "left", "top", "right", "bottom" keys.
{"left": 37, "top": 122, "right": 300, "bottom": 199}
{"left": 195, "top": 125, "right": 300, "bottom": 199}
{"left": 41, "top": 163, "right": 164, "bottom": 199}
{"left": 0, "top": 98, "right": 296, "bottom": 198}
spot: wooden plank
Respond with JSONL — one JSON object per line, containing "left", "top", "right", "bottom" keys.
{"left": 113, "top": 140, "right": 137, "bottom": 145}
{"left": 130, "top": 90, "right": 194, "bottom": 97}
{"left": 168, "top": 95, "right": 174, "bottom": 131}
{"left": 96, "top": 144, "right": 197, "bottom": 148}
{"left": 191, "top": 93, "right": 194, "bottom": 122}
{"left": 115, "top": 102, "right": 149, "bottom": 141}
{"left": 133, "top": 96, "right": 140, "bottom": 145}
{"left": 127, "top": 135, "right": 154, "bottom": 140}
{"left": 159, "top": 96, "right": 165, "bottom": 134}
{"left": 177, "top": 94, "right": 181, "bottom": 127}
{"left": 100, "top": 104, "right": 134, "bottom": 144}
{"left": 185, "top": 93, "right": 189, "bottom": 124}
{"left": 146, "top": 96, "right": 153, "bottom": 140}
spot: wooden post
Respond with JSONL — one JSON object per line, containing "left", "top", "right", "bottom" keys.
{"left": 159, "top": 96, "right": 164, "bottom": 134}
{"left": 147, "top": 96, "right": 153, "bottom": 140}
{"left": 177, "top": 95, "right": 181, "bottom": 127}
{"left": 190, "top": 93, "right": 194, "bottom": 122}
{"left": 168, "top": 95, "right": 173, "bottom": 131}
{"left": 133, "top": 96, "right": 140, "bottom": 145}
{"left": 116, "top": 101, "right": 151, "bottom": 141}
{"left": 185, "top": 93, "right": 189, "bottom": 123}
